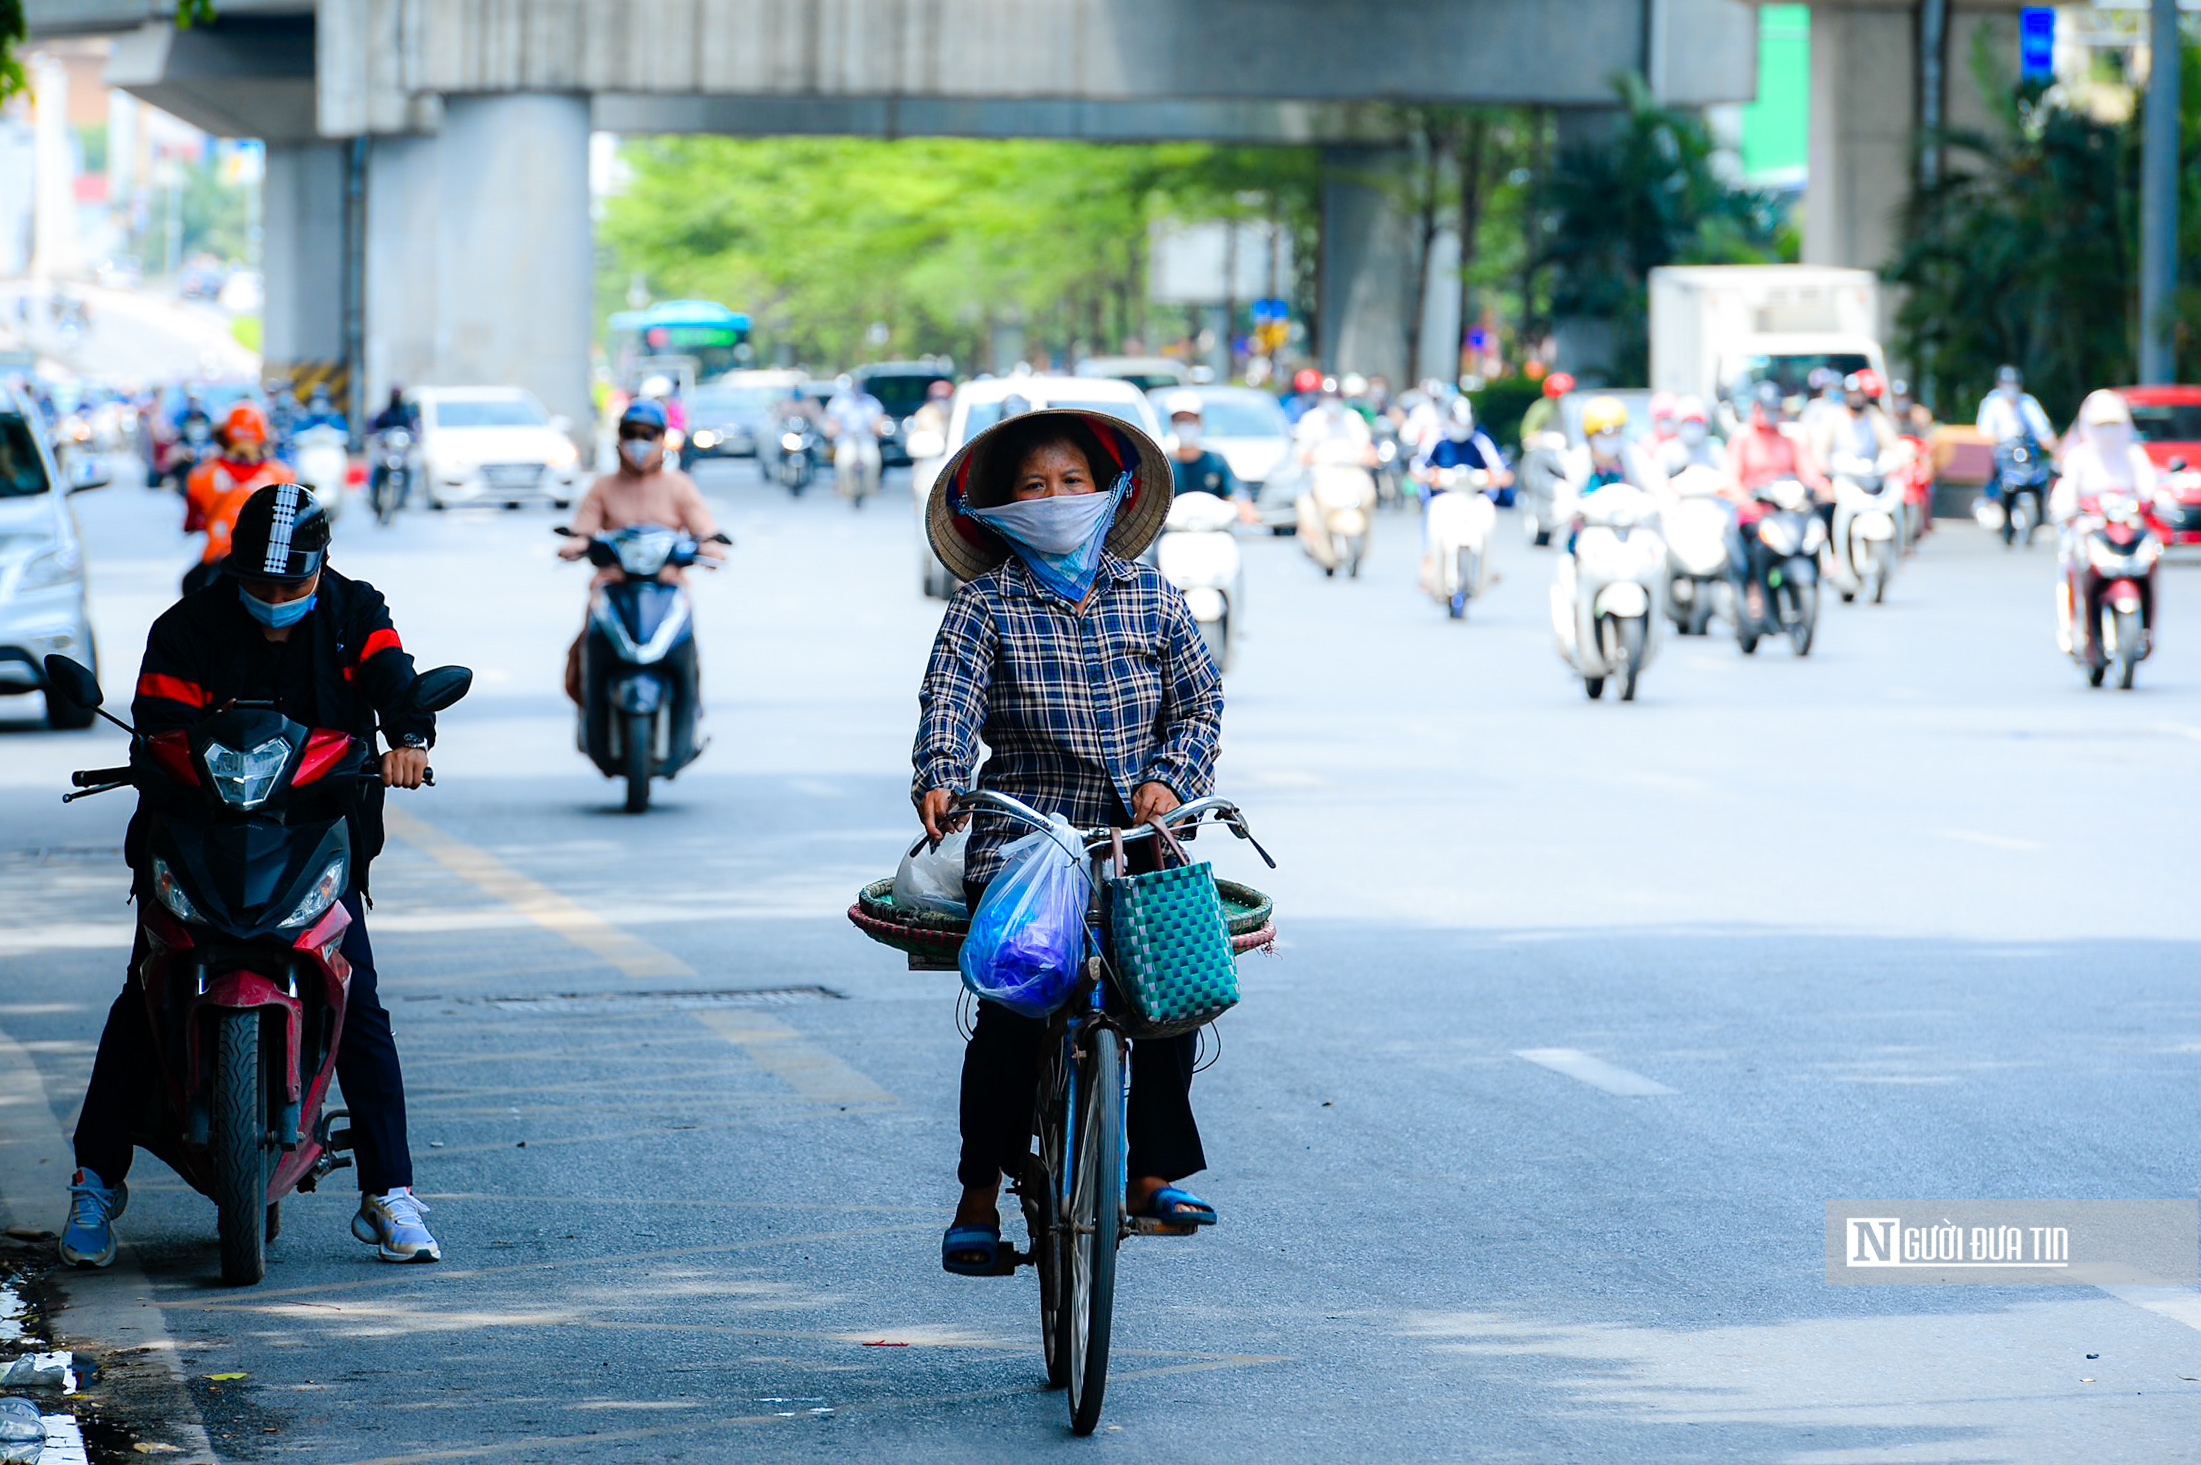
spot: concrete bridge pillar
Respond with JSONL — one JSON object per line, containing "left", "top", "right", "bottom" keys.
{"left": 261, "top": 140, "right": 348, "bottom": 398}
{"left": 1318, "top": 146, "right": 1419, "bottom": 386}
{"left": 363, "top": 93, "right": 593, "bottom": 434}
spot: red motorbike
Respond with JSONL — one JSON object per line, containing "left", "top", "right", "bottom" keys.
{"left": 2056, "top": 492, "right": 2160, "bottom": 690}
{"left": 1890, "top": 433, "right": 1936, "bottom": 551}
{"left": 43, "top": 654, "right": 470, "bottom": 1284}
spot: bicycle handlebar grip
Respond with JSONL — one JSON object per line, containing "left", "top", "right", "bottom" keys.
{"left": 421, "top": 768, "right": 435, "bottom": 787}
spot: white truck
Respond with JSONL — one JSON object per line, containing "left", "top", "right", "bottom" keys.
{"left": 1648, "top": 264, "right": 1886, "bottom": 410}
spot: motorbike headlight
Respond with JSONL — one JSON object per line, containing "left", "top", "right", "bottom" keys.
{"left": 203, "top": 736, "right": 291, "bottom": 809}
{"left": 16, "top": 542, "right": 81, "bottom": 590}
{"left": 546, "top": 438, "right": 578, "bottom": 468}
{"left": 692, "top": 430, "right": 718, "bottom": 449}
{"left": 2087, "top": 537, "right": 2128, "bottom": 574}
{"left": 151, "top": 856, "right": 205, "bottom": 924}
{"left": 781, "top": 433, "right": 806, "bottom": 452}
{"left": 280, "top": 857, "right": 347, "bottom": 930}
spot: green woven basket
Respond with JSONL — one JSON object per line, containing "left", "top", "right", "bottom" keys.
{"left": 1105, "top": 858, "right": 1240, "bottom": 1038}
{"left": 852, "top": 876, "right": 1273, "bottom": 971}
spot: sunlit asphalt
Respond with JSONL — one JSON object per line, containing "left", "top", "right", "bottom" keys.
{"left": 4, "top": 461, "right": 2201, "bottom": 1461}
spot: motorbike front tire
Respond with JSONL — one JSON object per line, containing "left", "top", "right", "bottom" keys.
{"left": 1585, "top": 676, "right": 1605, "bottom": 700}
{"left": 2114, "top": 609, "right": 2142, "bottom": 690}
{"left": 1787, "top": 577, "right": 1817, "bottom": 657}
{"left": 1614, "top": 616, "right": 1646, "bottom": 702}
{"left": 213, "top": 1010, "right": 268, "bottom": 1286}
{"left": 622, "top": 710, "right": 653, "bottom": 813}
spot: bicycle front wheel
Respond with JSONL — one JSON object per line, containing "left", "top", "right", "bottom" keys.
{"left": 1064, "top": 1027, "right": 1123, "bottom": 1435}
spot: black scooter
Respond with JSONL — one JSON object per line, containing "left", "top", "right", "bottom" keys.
{"left": 555, "top": 524, "right": 730, "bottom": 812}
{"left": 774, "top": 415, "right": 819, "bottom": 495}
{"left": 1736, "top": 477, "right": 1822, "bottom": 657}
{"left": 1992, "top": 437, "right": 2054, "bottom": 547}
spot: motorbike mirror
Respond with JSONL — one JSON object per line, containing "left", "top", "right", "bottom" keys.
{"left": 408, "top": 665, "right": 474, "bottom": 714}
{"left": 552, "top": 524, "right": 577, "bottom": 537}
{"left": 2171, "top": 457, "right": 2189, "bottom": 474}
{"left": 708, "top": 531, "right": 732, "bottom": 545}
{"left": 42, "top": 654, "right": 102, "bottom": 709}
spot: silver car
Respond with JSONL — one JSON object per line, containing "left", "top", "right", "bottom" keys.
{"left": 0, "top": 387, "right": 106, "bottom": 728}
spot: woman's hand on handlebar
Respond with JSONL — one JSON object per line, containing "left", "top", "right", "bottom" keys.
{"left": 920, "top": 787, "right": 968, "bottom": 840}
{"left": 557, "top": 539, "right": 588, "bottom": 560}
{"left": 1130, "top": 781, "right": 1181, "bottom": 826}
{"left": 382, "top": 748, "right": 430, "bottom": 789}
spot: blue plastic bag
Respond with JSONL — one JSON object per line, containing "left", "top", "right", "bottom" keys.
{"left": 958, "top": 817, "right": 1090, "bottom": 1018}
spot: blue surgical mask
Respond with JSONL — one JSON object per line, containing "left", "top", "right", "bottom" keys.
{"left": 238, "top": 584, "right": 316, "bottom": 628}
{"left": 968, "top": 471, "right": 1130, "bottom": 602}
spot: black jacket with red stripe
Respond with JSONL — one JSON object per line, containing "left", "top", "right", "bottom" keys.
{"left": 130, "top": 568, "right": 431, "bottom": 882}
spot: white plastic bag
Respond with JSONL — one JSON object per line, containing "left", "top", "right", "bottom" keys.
{"left": 893, "top": 828, "right": 969, "bottom": 918}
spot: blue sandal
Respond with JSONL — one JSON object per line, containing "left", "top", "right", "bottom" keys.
{"left": 942, "top": 1223, "right": 1003, "bottom": 1276}
{"left": 1137, "top": 1187, "right": 1217, "bottom": 1226}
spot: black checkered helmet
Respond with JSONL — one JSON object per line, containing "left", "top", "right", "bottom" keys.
{"left": 227, "top": 482, "right": 330, "bottom": 583}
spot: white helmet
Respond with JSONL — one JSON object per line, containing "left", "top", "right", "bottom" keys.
{"left": 1444, "top": 396, "right": 1476, "bottom": 439}
{"left": 1163, "top": 389, "right": 1204, "bottom": 421}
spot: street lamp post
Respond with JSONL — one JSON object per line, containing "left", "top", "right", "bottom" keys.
{"left": 2139, "top": 0, "right": 2182, "bottom": 384}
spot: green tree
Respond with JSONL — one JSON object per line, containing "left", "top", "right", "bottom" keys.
{"left": 1890, "top": 41, "right": 2201, "bottom": 419}
{"left": 1536, "top": 73, "right": 1786, "bottom": 380}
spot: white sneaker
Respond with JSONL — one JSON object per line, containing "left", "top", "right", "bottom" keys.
{"left": 351, "top": 1188, "right": 441, "bottom": 1263}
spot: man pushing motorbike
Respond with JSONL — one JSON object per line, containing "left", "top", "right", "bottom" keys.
{"left": 61, "top": 484, "right": 444, "bottom": 1269}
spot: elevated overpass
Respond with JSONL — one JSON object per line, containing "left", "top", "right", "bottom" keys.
{"left": 25, "top": 1, "right": 2016, "bottom": 424}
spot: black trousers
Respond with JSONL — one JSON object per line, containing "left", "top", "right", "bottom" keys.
{"left": 73, "top": 893, "right": 413, "bottom": 1193}
{"left": 956, "top": 834, "right": 1205, "bottom": 1191}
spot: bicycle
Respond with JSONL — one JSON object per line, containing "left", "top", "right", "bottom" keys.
{"left": 948, "top": 790, "right": 1273, "bottom": 1435}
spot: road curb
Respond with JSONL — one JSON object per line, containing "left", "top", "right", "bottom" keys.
{"left": 0, "top": 1019, "right": 217, "bottom": 1464}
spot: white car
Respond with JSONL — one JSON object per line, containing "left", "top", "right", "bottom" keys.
{"left": 913, "top": 375, "right": 1165, "bottom": 600}
{"left": 0, "top": 386, "right": 105, "bottom": 729}
{"left": 411, "top": 387, "right": 583, "bottom": 510}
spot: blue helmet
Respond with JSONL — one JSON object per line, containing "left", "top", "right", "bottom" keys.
{"left": 619, "top": 399, "right": 667, "bottom": 432}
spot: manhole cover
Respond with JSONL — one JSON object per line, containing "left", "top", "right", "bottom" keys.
{"left": 482, "top": 986, "right": 845, "bottom": 1014}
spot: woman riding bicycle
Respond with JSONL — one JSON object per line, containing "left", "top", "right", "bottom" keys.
{"left": 914, "top": 408, "right": 1225, "bottom": 1275}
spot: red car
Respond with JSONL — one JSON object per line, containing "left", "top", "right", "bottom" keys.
{"left": 2118, "top": 386, "right": 2201, "bottom": 544}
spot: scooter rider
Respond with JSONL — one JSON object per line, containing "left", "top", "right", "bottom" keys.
{"left": 2052, "top": 390, "right": 2157, "bottom": 526}
{"left": 61, "top": 484, "right": 443, "bottom": 1270}
{"left": 1636, "top": 390, "right": 1679, "bottom": 461}
{"left": 297, "top": 383, "right": 349, "bottom": 436}
{"left": 1655, "top": 395, "right": 1722, "bottom": 476}
{"left": 1558, "top": 394, "right": 1657, "bottom": 538}
{"left": 1976, "top": 364, "right": 2057, "bottom": 507}
{"left": 1163, "top": 393, "right": 1255, "bottom": 523}
{"left": 1413, "top": 397, "right": 1512, "bottom": 495}
{"left": 1811, "top": 370, "right": 1896, "bottom": 471}
{"left": 559, "top": 400, "right": 724, "bottom": 702}
{"left": 184, "top": 402, "right": 296, "bottom": 595}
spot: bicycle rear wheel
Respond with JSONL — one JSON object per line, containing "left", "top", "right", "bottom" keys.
{"left": 1064, "top": 1027, "right": 1123, "bottom": 1435}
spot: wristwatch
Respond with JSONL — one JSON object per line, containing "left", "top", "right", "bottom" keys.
{"left": 395, "top": 733, "right": 429, "bottom": 750}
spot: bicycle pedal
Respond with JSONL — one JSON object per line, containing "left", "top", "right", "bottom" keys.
{"left": 1124, "top": 1217, "right": 1201, "bottom": 1238}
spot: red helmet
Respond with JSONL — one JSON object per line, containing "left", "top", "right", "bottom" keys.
{"left": 221, "top": 401, "right": 269, "bottom": 448}
{"left": 1542, "top": 371, "right": 1575, "bottom": 400}
{"left": 1291, "top": 367, "right": 1323, "bottom": 394}
{"left": 1844, "top": 368, "right": 1884, "bottom": 398}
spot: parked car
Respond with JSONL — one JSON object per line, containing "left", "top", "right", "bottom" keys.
{"left": 1077, "top": 356, "right": 1188, "bottom": 393}
{"left": 410, "top": 387, "right": 583, "bottom": 510}
{"left": 2117, "top": 386, "right": 2201, "bottom": 545}
{"left": 913, "top": 374, "right": 1165, "bottom": 599}
{"left": 1147, "top": 386, "right": 1296, "bottom": 531}
{"left": 0, "top": 385, "right": 107, "bottom": 728}
{"left": 855, "top": 360, "right": 956, "bottom": 468}
{"left": 681, "top": 370, "right": 805, "bottom": 469}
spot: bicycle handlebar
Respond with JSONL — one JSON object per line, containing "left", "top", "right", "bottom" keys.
{"left": 947, "top": 790, "right": 1273, "bottom": 866}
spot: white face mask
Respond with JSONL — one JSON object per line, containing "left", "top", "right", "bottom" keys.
{"left": 2092, "top": 423, "right": 2133, "bottom": 455}
{"left": 1444, "top": 422, "right": 1472, "bottom": 443}
{"left": 969, "top": 489, "right": 1116, "bottom": 555}
{"left": 1590, "top": 430, "right": 1623, "bottom": 455}
{"left": 619, "top": 439, "right": 658, "bottom": 471}
{"left": 1174, "top": 422, "right": 1201, "bottom": 449}
{"left": 1679, "top": 420, "right": 1708, "bottom": 446}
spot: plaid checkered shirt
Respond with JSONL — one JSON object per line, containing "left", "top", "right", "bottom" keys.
{"left": 912, "top": 551, "right": 1224, "bottom": 890}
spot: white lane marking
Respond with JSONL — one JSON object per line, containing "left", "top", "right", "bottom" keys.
{"left": 2099, "top": 1285, "right": 2201, "bottom": 1334}
{"left": 691, "top": 1010, "right": 895, "bottom": 1104}
{"left": 1514, "top": 1048, "right": 1677, "bottom": 1097}
{"left": 1934, "top": 828, "right": 2047, "bottom": 853}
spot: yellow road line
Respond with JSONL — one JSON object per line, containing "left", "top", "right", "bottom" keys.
{"left": 691, "top": 1009, "right": 896, "bottom": 1104}
{"left": 381, "top": 806, "right": 692, "bottom": 979}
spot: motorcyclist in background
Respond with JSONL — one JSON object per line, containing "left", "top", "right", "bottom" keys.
{"left": 1412, "top": 397, "right": 1513, "bottom": 586}
{"left": 1555, "top": 395, "right": 1657, "bottom": 549}
{"left": 183, "top": 402, "right": 296, "bottom": 595}
{"left": 1636, "top": 391, "right": 1679, "bottom": 462}
{"left": 265, "top": 381, "right": 300, "bottom": 451}
{"left": 1976, "top": 364, "right": 2057, "bottom": 508}
{"left": 2050, "top": 390, "right": 2156, "bottom": 526}
{"left": 1654, "top": 396, "right": 1723, "bottom": 476}
{"left": 1517, "top": 371, "right": 1573, "bottom": 451}
{"left": 1283, "top": 367, "right": 1325, "bottom": 423}
{"left": 909, "top": 379, "right": 953, "bottom": 446}
{"left": 297, "top": 384, "right": 349, "bottom": 436}
{"left": 1797, "top": 367, "right": 1845, "bottom": 445}
{"left": 1810, "top": 370, "right": 1896, "bottom": 470}
{"left": 369, "top": 387, "right": 415, "bottom": 436}
{"left": 1293, "top": 378, "right": 1374, "bottom": 459}
{"left": 1164, "top": 393, "right": 1256, "bottom": 523}
{"left": 1399, "top": 378, "right": 1450, "bottom": 458}
{"left": 172, "top": 392, "right": 213, "bottom": 438}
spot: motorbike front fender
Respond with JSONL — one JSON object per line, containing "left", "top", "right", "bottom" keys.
{"left": 612, "top": 674, "right": 665, "bottom": 713}
{"left": 1593, "top": 580, "right": 1650, "bottom": 619}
